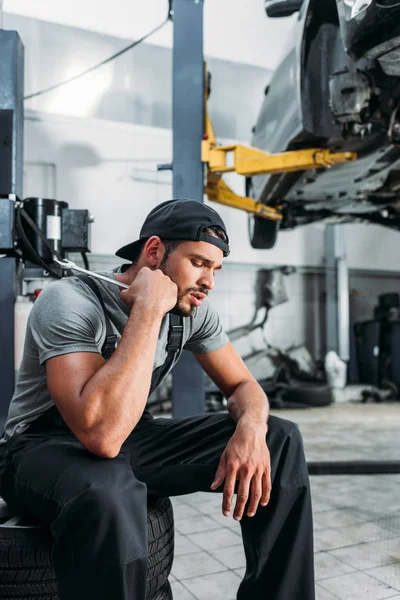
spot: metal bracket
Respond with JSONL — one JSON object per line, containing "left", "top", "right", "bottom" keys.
{"left": 202, "top": 79, "right": 357, "bottom": 222}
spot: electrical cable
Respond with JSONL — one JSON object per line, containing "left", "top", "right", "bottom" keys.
{"left": 16, "top": 205, "right": 62, "bottom": 279}
{"left": 24, "top": 8, "right": 171, "bottom": 101}
{"left": 307, "top": 460, "right": 400, "bottom": 475}
{"left": 81, "top": 252, "right": 90, "bottom": 270}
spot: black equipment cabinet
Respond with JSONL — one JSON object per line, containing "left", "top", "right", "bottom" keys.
{"left": 354, "top": 293, "right": 400, "bottom": 390}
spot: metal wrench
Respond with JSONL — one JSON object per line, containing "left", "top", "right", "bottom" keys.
{"left": 54, "top": 257, "right": 129, "bottom": 289}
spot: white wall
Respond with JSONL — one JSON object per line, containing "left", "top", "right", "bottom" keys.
{"left": 344, "top": 223, "right": 400, "bottom": 271}
{"left": 5, "top": 0, "right": 297, "bottom": 71}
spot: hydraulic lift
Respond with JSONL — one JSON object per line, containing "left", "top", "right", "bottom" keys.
{"left": 171, "top": 1, "right": 357, "bottom": 418}
{"left": 202, "top": 84, "right": 356, "bottom": 220}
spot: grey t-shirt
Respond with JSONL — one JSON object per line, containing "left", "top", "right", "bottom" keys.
{"left": 3, "top": 269, "right": 229, "bottom": 442}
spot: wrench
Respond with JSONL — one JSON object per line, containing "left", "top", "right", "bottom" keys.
{"left": 54, "top": 257, "right": 129, "bottom": 289}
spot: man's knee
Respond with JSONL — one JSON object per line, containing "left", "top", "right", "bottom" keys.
{"left": 267, "top": 416, "right": 309, "bottom": 491}
{"left": 268, "top": 415, "right": 303, "bottom": 442}
{"left": 59, "top": 474, "right": 146, "bottom": 522}
{"left": 52, "top": 476, "right": 148, "bottom": 563}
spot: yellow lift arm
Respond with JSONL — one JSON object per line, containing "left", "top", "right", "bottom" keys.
{"left": 201, "top": 94, "right": 357, "bottom": 222}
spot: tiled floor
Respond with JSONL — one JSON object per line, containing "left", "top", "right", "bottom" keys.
{"left": 167, "top": 402, "right": 400, "bottom": 600}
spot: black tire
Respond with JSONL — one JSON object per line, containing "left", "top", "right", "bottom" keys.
{"left": 153, "top": 580, "right": 173, "bottom": 600}
{"left": 248, "top": 215, "right": 279, "bottom": 249}
{"left": 0, "top": 495, "right": 174, "bottom": 600}
{"left": 281, "top": 383, "right": 333, "bottom": 407}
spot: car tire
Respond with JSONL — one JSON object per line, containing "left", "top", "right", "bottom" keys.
{"left": 0, "top": 495, "right": 174, "bottom": 600}
{"left": 248, "top": 215, "right": 279, "bottom": 249}
{"left": 281, "top": 383, "right": 333, "bottom": 407}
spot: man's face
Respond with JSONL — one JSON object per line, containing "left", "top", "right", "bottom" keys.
{"left": 159, "top": 240, "right": 224, "bottom": 316}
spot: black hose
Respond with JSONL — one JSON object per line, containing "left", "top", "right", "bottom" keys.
{"left": 307, "top": 460, "right": 400, "bottom": 475}
{"left": 81, "top": 252, "right": 90, "bottom": 270}
{"left": 16, "top": 205, "right": 61, "bottom": 279}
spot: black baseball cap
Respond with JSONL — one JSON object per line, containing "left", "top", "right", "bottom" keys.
{"left": 116, "top": 199, "right": 230, "bottom": 260}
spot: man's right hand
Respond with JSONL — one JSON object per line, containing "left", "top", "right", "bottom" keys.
{"left": 120, "top": 267, "right": 178, "bottom": 316}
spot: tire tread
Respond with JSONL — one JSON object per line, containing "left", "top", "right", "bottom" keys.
{"left": 0, "top": 496, "right": 174, "bottom": 599}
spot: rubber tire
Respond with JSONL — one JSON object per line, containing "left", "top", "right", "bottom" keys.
{"left": 281, "top": 383, "right": 333, "bottom": 407}
{"left": 248, "top": 215, "right": 279, "bottom": 249}
{"left": 0, "top": 495, "right": 174, "bottom": 600}
{"left": 153, "top": 580, "right": 173, "bottom": 600}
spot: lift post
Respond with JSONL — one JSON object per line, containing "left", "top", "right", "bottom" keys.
{"left": 171, "top": 0, "right": 206, "bottom": 417}
{"left": 0, "top": 31, "right": 24, "bottom": 425}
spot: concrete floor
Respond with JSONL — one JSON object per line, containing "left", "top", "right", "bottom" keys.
{"left": 169, "top": 402, "right": 400, "bottom": 600}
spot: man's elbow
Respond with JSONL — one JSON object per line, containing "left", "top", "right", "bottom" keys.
{"left": 81, "top": 432, "right": 121, "bottom": 459}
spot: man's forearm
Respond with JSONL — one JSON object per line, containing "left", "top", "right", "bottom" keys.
{"left": 226, "top": 380, "right": 269, "bottom": 429}
{"left": 79, "top": 303, "right": 163, "bottom": 455}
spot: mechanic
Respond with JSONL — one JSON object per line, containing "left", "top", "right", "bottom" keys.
{"left": 0, "top": 199, "right": 315, "bottom": 600}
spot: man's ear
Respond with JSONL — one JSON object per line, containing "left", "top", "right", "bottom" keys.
{"left": 143, "top": 236, "right": 164, "bottom": 268}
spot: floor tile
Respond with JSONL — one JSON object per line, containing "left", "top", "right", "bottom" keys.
{"left": 368, "top": 564, "right": 400, "bottom": 592}
{"left": 170, "top": 580, "right": 198, "bottom": 600}
{"left": 318, "top": 570, "right": 398, "bottom": 600}
{"left": 171, "top": 550, "right": 227, "bottom": 580}
{"left": 183, "top": 492, "right": 220, "bottom": 511}
{"left": 191, "top": 493, "right": 221, "bottom": 508}
{"left": 315, "top": 508, "right": 370, "bottom": 530}
{"left": 209, "top": 510, "right": 243, "bottom": 530}
{"left": 210, "top": 544, "right": 246, "bottom": 569}
{"left": 315, "top": 583, "right": 341, "bottom": 600}
{"left": 334, "top": 521, "right": 394, "bottom": 545}
{"left": 314, "top": 551, "right": 356, "bottom": 580}
{"left": 313, "top": 516, "right": 327, "bottom": 531}
{"left": 314, "top": 527, "right": 355, "bottom": 552}
{"left": 188, "top": 527, "right": 241, "bottom": 551}
{"left": 181, "top": 569, "right": 242, "bottom": 600}
{"left": 377, "top": 515, "right": 400, "bottom": 536}
{"left": 174, "top": 533, "right": 202, "bottom": 557}
{"left": 171, "top": 500, "right": 204, "bottom": 519}
{"left": 175, "top": 513, "right": 222, "bottom": 535}
{"left": 312, "top": 498, "right": 339, "bottom": 514}
{"left": 234, "top": 567, "right": 245, "bottom": 579}
{"left": 382, "top": 536, "right": 400, "bottom": 558}
{"left": 330, "top": 541, "right": 397, "bottom": 570}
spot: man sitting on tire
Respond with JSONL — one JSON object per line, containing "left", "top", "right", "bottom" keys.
{"left": 0, "top": 199, "right": 315, "bottom": 600}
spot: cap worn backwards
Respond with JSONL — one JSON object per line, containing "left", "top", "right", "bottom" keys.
{"left": 115, "top": 199, "right": 230, "bottom": 260}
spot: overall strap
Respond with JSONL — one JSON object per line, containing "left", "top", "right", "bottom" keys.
{"left": 77, "top": 274, "right": 118, "bottom": 360}
{"left": 149, "top": 312, "right": 184, "bottom": 396}
{"left": 167, "top": 313, "right": 183, "bottom": 353}
{"left": 77, "top": 274, "right": 184, "bottom": 394}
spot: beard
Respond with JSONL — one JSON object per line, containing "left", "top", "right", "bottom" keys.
{"left": 159, "top": 260, "right": 206, "bottom": 317}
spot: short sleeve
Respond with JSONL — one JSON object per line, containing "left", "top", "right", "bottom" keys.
{"left": 29, "top": 278, "right": 104, "bottom": 365}
{"left": 184, "top": 298, "right": 229, "bottom": 354}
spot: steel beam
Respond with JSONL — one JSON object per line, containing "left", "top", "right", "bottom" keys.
{"left": 0, "top": 31, "right": 24, "bottom": 417}
{"left": 172, "top": 0, "right": 206, "bottom": 417}
{"left": 325, "top": 224, "right": 350, "bottom": 361}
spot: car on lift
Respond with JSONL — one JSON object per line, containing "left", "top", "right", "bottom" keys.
{"left": 248, "top": 0, "right": 400, "bottom": 248}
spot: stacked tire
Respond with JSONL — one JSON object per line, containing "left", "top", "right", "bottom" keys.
{"left": 0, "top": 496, "right": 174, "bottom": 599}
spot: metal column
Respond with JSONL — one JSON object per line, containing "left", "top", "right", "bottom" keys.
{"left": 172, "top": 0, "right": 206, "bottom": 417}
{"left": 325, "top": 224, "right": 350, "bottom": 361}
{"left": 0, "top": 31, "right": 24, "bottom": 422}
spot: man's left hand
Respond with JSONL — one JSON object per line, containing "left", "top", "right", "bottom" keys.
{"left": 210, "top": 418, "right": 271, "bottom": 520}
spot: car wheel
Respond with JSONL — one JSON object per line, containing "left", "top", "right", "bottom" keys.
{"left": 0, "top": 495, "right": 174, "bottom": 600}
{"left": 248, "top": 215, "right": 280, "bottom": 249}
